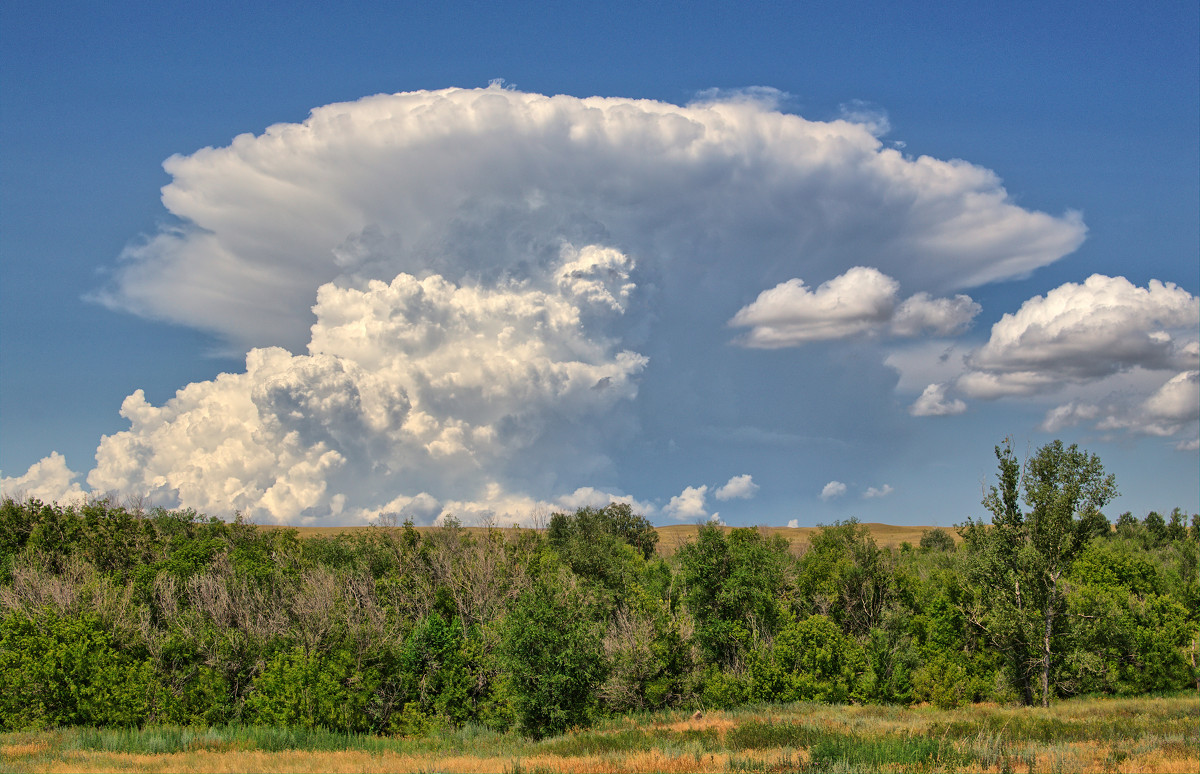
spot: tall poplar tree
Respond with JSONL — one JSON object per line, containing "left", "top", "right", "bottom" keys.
{"left": 962, "top": 439, "right": 1116, "bottom": 706}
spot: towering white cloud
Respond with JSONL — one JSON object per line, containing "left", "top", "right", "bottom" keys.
{"left": 10, "top": 86, "right": 1101, "bottom": 522}
{"left": 80, "top": 246, "right": 645, "bottom": 524}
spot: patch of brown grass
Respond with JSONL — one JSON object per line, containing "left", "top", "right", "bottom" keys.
{"left": 661, "top": 713, "right": 738, "bottom": 734}
{"left": 1, "top": 740, "right": 49, "bottom": 758}
{"left": 29, "top": 750, "right": 741, "bottom": 774}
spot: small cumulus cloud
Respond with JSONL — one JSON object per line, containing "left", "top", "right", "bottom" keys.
{"left": 787, "top": 518, "right": 799, "bottom": 528}
{"left": 820, "top": 480, "right": 847, "bottom": 500}
{"left": 909, "top": 383, "right": 967, "bottom": 417}
{"left": 863, "top": 484, "right": 894, "bottom": 498}
{"left": 729, "top": 267, "right": 979, "bottom": 348}
{"left": 715, "top": 473, "right": 759, "bottom": 500}
{"left": 664, "top": 484, "right": 710, "bottom": 521}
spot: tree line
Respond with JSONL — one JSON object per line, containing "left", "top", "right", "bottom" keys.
{"left": 0, "top": 440, "right": 1196, "bottom": 738}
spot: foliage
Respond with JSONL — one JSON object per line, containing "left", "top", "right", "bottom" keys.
{"left": 499, "top": 577, "right": 608, "bottom": 738}
{"left": 676, "top": 524, "right": 790, "bottom": 667}
{"left": 0, "top": 456, "right": 1195, "bottom": 737}
{"left": 961, "top": 439, "right": 1118, "bottom": 706}
{"left": 748, "top": 613, "right": 867, "bottom": 703}
{"left": 0, "top": 609, "right": 156, "bottom": 729}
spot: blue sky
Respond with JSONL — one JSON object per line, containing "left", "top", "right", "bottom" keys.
{"left": 2, "top": 0, "right": 1197, "bottom": 527}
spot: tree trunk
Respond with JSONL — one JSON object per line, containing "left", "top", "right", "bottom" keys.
{"left": 1040, "top": 574, "right": 1059, "bottom": 708}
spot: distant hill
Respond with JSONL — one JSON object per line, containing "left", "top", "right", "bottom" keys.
{"left": 258, "top": 522, "right": 961, "bottom": 555}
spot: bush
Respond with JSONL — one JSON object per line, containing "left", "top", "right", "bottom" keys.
{"left": 500, "top": 581, "right": 607, "bottom": 738}
{"left": 0, "top": 609, "right": 156, "bottom": 729}
{"left": 748, "top": 614, "right": 868, "bottom": 704}
{"left": 244, "top": 645, "right": 380, "bottom": 732}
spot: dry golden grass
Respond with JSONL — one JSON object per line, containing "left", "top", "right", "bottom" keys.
{"left": 5, "top": 696, "right": 1194, "bottom": 773}
{"left": 27, "top": 749, "right": 740, "bottom": 774}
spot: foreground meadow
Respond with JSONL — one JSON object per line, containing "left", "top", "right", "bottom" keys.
{"left": 1, "top": 695, "right": 1195, "bottom": 774}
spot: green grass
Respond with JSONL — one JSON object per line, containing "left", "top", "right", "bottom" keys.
{"left": 1, "top": 694, "right": 1196, "bottom": 773}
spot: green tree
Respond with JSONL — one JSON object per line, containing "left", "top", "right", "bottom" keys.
{"left": 676, "top": 524, "right": 790, "bottom": 667}
{"left": 919, "top": 528, "right": 957, "bottom": 552}
{"left": 499, "top": 577, "right": 607, "bottom": 738}
{"left": 546, "top": 505, "right": 651, "bottom": 605}
{"left": 962, "top": 439, "right": 1117, "bottom": 706}
{"left": 795, "top": 519, "right": 892, "bottom": 637}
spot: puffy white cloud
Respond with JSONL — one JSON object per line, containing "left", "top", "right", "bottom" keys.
{"left": 554, "top": 486, "right": 656, "bottom": 516}
{"left": 0, "top": 452, "right": 86, "bottom": 505}
{"left": 664, "top": 485, "right": 709, "bottom": 520}
{"left": 786, "top": 518, "right": 800, "bottom": 528}
{"left": 909, "top": 383, "right": 968, "bottom": 417}
{"left": 730, "top": 268, "right": 898, "bottom": 346}
{"left": 1046, "top": 371, "right": 1200, "bottom": 445}
{"left": 74, "top": 246, "right": 646, "bottom": 524}
{"left": 715, "top": 473, "right": 759, "bottom": 500}
{"left": 959, "top": 275, "right": 1198, "bottom": 399}
{"left": 939, "top": 274, "right": 1199, "bottom": 448}
{"left": 94, "top": 87, "right": 1084, "bottom": 351}
{"left": 864, "top": 484, "right": 894, "bottom": 499}
{"left": 820, "top": 480, "right": 847, "bottom": 500}
{"left": 891, "top": 293, "right": 981, "bottom": 337}
{"left": 1143, "top": 370, "right": 1200, "bottom": 424}
{"left": 730, "top": 267, "right": 979, "bottom": 348}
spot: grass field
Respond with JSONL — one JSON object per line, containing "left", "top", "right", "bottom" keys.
{"left": 259, "top": 522, "right": 958, "bottom": 555}
{"left": 2, "top": 695, "right": 1194, "bottom": 773}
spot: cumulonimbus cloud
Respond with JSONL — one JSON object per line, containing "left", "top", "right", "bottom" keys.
{"left": 6, "top": 86, "right": 1097, "bottom": 522}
